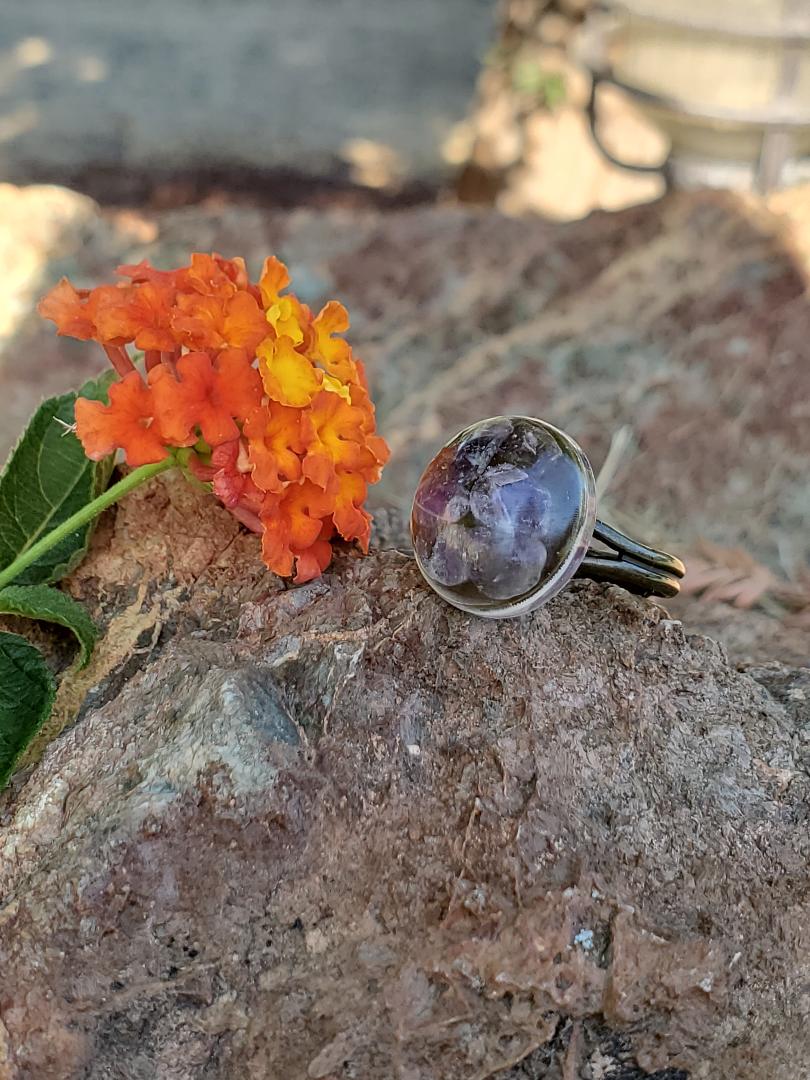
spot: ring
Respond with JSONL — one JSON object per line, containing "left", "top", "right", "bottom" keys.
{"left": 409, "top": 416, "right": 685, "bottom": 619}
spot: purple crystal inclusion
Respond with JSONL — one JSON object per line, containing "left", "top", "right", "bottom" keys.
{"left": 410, "top": 417, "right": 596, "bottom": 617}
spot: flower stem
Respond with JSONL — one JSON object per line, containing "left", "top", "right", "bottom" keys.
{"left": 103, "top": 344, "right": 136, "bottom": 378}
{"left": 0, "top": 457, "right": 175, "bottom": 591}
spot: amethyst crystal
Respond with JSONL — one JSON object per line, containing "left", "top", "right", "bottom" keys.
{"left": 410, "top": 417, "right": 596, "bottom": 617}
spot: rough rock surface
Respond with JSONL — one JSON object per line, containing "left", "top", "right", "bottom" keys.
{"left": 2, "top": 186, "right": 810, "bottom": 1078}
{"left": 1, "top": 476, "right": 809, "bottom": 1079}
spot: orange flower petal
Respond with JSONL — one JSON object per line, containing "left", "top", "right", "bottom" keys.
{"left": 332, "top": 472, "right": 372, "bottom": 550}
{"left": 258, "top": 256, "right": 312, "bottom": 345}
{"left": 213, "top": 253, "right": 251, "bottom": 292}
{"left": 312, "top": 300, "right": 358, "bottom": 384}
{"left": 259, "top": 480, "right": 334, "bottom": 576}
{"left": 171, "top": 291, "right": 267, "bottom": 353}
{"left": 260, "top": 522, "right": 295, "bottom": 578}
{"left": 258, "top": 336, "right": 322, "bottom": 407}
{"left": 284, "top": 481, "right": 334, "bottom": 548}
{"left": 301, "top": 390, "right": 387, "bottom": 489}
{"left": 93, "top": 282, "right": 176, "bottom": 351}
{"left": 258, "top": 255, "right": 291, "bottom": 306}
{"left": 38, "top": 279, "right": 96, "bottom": 340}
{"left": 315, "top": 299, "right": 349, "bottom": 336}
{"left": 116, "top": 260, "right": 182, "bottom": 289}
{"left": 366, "top": 434, "right": 391, "bottom": 466}
{"left": 292, "top": 523, "right": 334, "bottom": 583}
{"left": 186, "top": 253, "right": 237, "bottom": 298}
{"left": 244, "top": 401, "right": 305, "bottom": 493}
{"left": 222, "top": 291, "right": 271, "bottom": 353}
{"left": 268, "top": 297, "right": 306, "bottom": 345}
{"left": 214, "top": 348, "right": 264, "bottom": 418}
{"left": 118, "top": 253, "right": 251, "bottom": 298}
{"left": 353, "top": 358, "right": 370, "bottom": 393}
{"left": 149, "top": 351, "right": 239, "bottom": 447}
{"left": 131, "top": 284, "right": 177, "bottom": 352}
{"left": 74, "top": 372, "right": 168, "bottom": 467}
{"left": 170, "top": 293, "right": 227, "bottom": 351}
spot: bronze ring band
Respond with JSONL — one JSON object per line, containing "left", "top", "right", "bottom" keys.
{"left": 577, "top": 521, "right": 685, "bottom": 599}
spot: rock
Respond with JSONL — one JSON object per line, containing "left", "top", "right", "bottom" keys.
{"left": 1, "top": 478, "right": 809, "bottom": 1078}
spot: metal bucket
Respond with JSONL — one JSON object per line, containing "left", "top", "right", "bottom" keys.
{"left": 581, "top": 0, "right": 810, "bottom": 191}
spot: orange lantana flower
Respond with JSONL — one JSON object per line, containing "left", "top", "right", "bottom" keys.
{"left": 171, "top": 290, "right": 268, "bottom": 354}
{"left": 312, "top": 301, "right": 359, "bottom": 385}
{"left": 185, "top": 253, "right": 252, "bottom": 298}
{"left": 149, "top": 350, "right": 257, "bottom": 448}
{"left": 94, "top": 282, "right": 176, "bottom": 352}
{"left": 259, "top": 256, "right": 310, "bottom": 346}
{"left": 259, "top": 480, "right": 336, "bottom": 579}
{"left": 332, "top": 471, "right": 373, "bottom": 549}
{"left": 301, "top": 390, "right": 383, "bottom": 491}
{"left": 38, "top": 280, "right": 98, "bottom": 341}
{"left": 244, "top": 401, "right": 305, "bottom": 493}
{"left": 38, "top": 252, "right": 389, "bottom": 582}
{"left": 258, "top": 335, "right": 323, "bottom": 408}
{"left": 73, "top": 372, "right": 168, "bottom": 467}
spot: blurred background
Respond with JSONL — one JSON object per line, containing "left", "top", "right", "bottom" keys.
{"left": 2, "top": 0, "right": 810, "bottom": 663}
{"left": 4, "top": 0, "right": 810, "bottom": 216}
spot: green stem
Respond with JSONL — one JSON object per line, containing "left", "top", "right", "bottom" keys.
{"left": 0, "top": 457, "right": 175, "bottom": 591}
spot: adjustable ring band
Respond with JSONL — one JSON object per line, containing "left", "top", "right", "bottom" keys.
{"left": 576, "top": 520, "right": 686, "bottom": 599}
{"left": 410, "top": 415, "right": 686, "bottom": 619}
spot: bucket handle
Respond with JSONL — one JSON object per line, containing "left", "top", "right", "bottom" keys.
{"left": 586, "top": 72, "right": 671, "bottom": 180}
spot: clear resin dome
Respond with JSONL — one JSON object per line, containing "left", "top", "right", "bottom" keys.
{"left": 410, "top": 416, "right": 597, "bottom": 618}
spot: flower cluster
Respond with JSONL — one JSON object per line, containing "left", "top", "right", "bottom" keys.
{"left": 38, "top": 253, "right": 389, "bottom": 582}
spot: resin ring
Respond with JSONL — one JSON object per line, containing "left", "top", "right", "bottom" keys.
{"left": 410, "top": 416, "right": 685, "bottom": 619}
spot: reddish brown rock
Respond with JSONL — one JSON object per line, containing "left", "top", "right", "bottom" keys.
{"left": 0, "top": 481, "right": 809, "bottom": 1079}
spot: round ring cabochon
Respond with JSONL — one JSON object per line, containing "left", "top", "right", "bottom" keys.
{"left": 410, "top": 416, "right": 597, "bottom": 617}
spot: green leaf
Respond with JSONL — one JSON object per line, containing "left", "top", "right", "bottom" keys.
{"left": 0, "top": 378, "right": 115, "bottom": 586}
{"left": 0, "top": 631, "right": 56, "bottom": 789}
{"left": 79, "top": 367, "right": 118, "bottom": 405}
{"left": 0, "top": 584, "right": 97, "bottom": 668}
